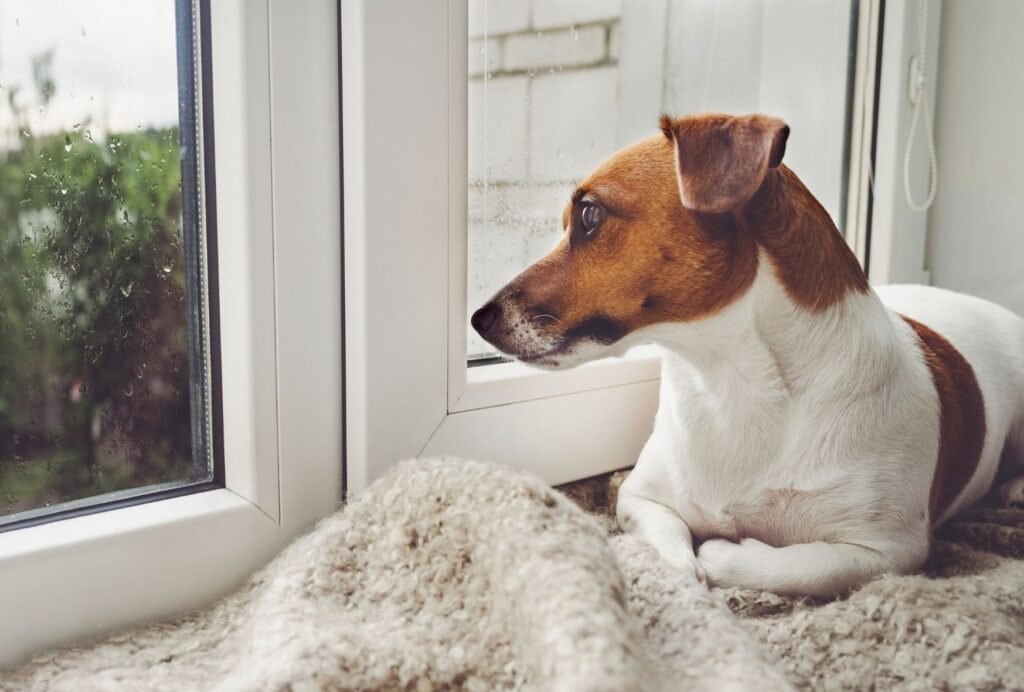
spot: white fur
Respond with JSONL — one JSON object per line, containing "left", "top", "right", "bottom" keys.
{"left": 617, "top": 256, "right": 1024, "bottom": 596}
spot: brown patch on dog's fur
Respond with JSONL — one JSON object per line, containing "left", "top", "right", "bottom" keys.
{"left": 901, "top": 316, "right": 987, "bottom": 523}
{"left": 500, "top": 135, "right": 759, "bottom": 342}
{"left": 662, "top": 113, "right": 868, "bottom": 313}
{"left": 745, "top": 166, "right": 870, "bottom": 312}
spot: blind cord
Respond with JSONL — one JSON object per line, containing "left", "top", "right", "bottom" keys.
{"left": 902, "top": 0, "right": 938, "bottom": 212}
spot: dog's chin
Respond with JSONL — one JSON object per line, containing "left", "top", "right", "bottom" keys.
{"left": 503, "top": 340, "right": 614, "bottom": 371}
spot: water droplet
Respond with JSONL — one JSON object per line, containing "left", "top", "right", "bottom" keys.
{"left": 28, "top": 172, "right": 37, "bottom": 180}
{"left": 15, "top": 17, "right": 20, "bottom": 28}
{"left": 79, "top": 25, "right": 87, "bottom": 39}
{"left": 72, "top": 122, "right": 82, "bottom": 132}
{"left": 571, "top": 26, "right": 579, "bottom": 40}
{"left": 83, "top": 129, "right": 94, "bottom": 143}
{"left": 60, "top": 187, "right": 67, "bottom": 196}
{"left": 528, "top": 68, "right": 536, "bottom": 77}
{"left": 64, "top": 134, "right": 73, "bottom": 152}
{"left": 19, "top": 129, "right": 30, "bottom": 138}
{"left": 161, "top": 263, "right": 172, "bottom": 274}
{"left": 120, "top": 282, "right": 134, "bottom": 297}
{"left": 485, "top": 72, "right": 493, "bottom": 80}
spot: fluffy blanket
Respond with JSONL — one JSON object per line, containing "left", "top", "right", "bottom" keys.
{"left": 4, "top": 458, "right": 1023, "bottom": 691}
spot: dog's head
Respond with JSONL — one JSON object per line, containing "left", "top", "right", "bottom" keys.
{"left": 471, "top": 113, "right": 789, "bottom": 368}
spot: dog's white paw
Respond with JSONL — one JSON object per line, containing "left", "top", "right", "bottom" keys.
{"left": 661, "top": 549, "right": 707, "bottom": 584}
{"left": 697, "top": 537, "right": 770, "bottom": 588}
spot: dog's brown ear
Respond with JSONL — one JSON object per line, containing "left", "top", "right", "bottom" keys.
{"left": 661, "top": 114, "right": 789, "bottom": 214}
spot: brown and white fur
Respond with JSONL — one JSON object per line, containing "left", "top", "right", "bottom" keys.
{"left": 471, "top": 113, "right": 1024, "bottom": 597}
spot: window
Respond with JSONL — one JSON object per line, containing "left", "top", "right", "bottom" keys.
{"left": 1, "top": 0, "right": 341, "bottom": 667}
{"left": 0, "top": 0, "right": 216, "bottom": 528}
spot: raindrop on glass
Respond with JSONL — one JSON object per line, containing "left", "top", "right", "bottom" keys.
{"left": 64, "top": 134, "right": 73, "bottom": 152}
{"left": 84, "top": 129, "right": 94, "bottom": 143}
{"left": 161, "top": 263, "right": 172, "bottom": 274}
{"left": 72, "top": 122, "right": 82, "bottom": 132}
{"left": 120, "top": 283, "right": 134, "bottom": 298}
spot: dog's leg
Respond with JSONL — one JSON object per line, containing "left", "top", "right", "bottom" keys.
{"left": 696, "top": 538, "right": 907, "bottom": 597}
{"left": 617, "top": 491, "right": 705, "bottom": 583}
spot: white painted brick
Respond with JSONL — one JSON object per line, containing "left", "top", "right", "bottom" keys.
{"left": 469, "top": 76, "right": 530, "bottom": 183}
{"left": 469, "top": 0, "right": 530, "bottom": 38}
{"left": 532, "top": 0, "right": 623, "bottom": 30}
{"left": 530, "top": 67, "right": 619, "bottom": 182}
{"left": 468, "top": 38, "right": 502, "bottom": 77}
{"left": 502, "top": 25, "right": 606, "bottom": 72}
{"left": 500, "top": 183, "right": 573, "bottom": 221}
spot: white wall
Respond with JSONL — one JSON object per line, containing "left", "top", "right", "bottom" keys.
{"left": 926, "top": 1, "right": 1024, "bottom": 315}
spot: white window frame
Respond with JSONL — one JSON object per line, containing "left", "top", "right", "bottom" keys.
{"left": 867, "top": 0, "right": 943, "bottom": 286}
{"left": 0, "top": 0, "right": 342, "bottom": 667}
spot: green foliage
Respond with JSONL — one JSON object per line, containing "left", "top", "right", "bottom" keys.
{"left": 0, "top": 74, "right": 196, "bottom": 514}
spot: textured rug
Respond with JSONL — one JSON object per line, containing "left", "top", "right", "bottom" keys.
{"left": 4, "top": 458, "right": 1023, "bottom": 691}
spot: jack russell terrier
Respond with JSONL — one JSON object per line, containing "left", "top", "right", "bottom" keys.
{"left": 471, "top": 113, "right": 1024, "bottom": 597}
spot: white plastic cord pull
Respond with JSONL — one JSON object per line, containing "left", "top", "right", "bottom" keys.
{"left": 903, "top": 0, "right": 938, "bottom": 212}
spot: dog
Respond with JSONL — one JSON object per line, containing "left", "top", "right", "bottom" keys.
{"left": 470, "top": 113, "right": 1024, "bottom": 597}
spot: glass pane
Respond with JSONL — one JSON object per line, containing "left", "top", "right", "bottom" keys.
{"left": 0, "top": 0, "right": 212, "bottom": 523}
{"left": 467, "top": 0, "right": 857, "bottom": 361}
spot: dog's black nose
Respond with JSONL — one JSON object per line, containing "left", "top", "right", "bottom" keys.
{"left": 471, "top": 302, "right": 501, "bottom": 336}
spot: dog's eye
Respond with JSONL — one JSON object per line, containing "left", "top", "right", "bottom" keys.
{"left": 578, "top": 202, "right": 606, "bottom": 236}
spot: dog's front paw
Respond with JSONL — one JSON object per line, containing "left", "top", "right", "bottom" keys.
{"left": 697, "top": 537, "right": 770, "bottom": 588}
{"left": 696, "top": 539, "right": 739, "bottom": 586}
{"left": 663, "top": 550, "right": 707, "bottom": 585}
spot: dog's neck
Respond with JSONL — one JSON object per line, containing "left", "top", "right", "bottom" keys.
{"left": 644, "top": 169, "right": 901, "bottom": 405}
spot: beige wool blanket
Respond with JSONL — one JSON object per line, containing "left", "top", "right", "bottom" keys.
{"left": 4, "top": 458, "right": 1023, "bottom": 690}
